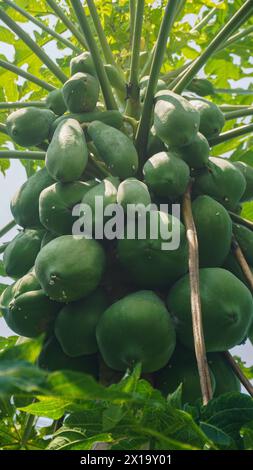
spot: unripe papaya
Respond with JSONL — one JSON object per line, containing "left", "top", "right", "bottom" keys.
{"left": 38, "top": 336, "right": 99, "bottom": 378}
{"left": 3, "top": 229, "right": 44, "bottom": 279}
{"left": 190, "top": 99, "right": 225, "bottom": 138}
{"left": 11, "top": 167, "right": 54, "bottom": 229}
{"left": 153, "top": 90, "right": 200, "bottom": 147}
{"left": 96, "top": 290, "right": 176, "bottom": 373}
{"left": 147, "top": 126, "right": 166, "bottom": 158}
{"left": 233, "top": 223, "right": 253, "bottom": 266}
{"left": 208, "top": 353, "right": 241, "bottom": 396}
{"left": 62, "top": 72, "right": 99, "bottom": 113}
{"left": 177, "top": 132, "right": 209, "bottom": 169}
{"left": 168, "top": 268, "right": 253, "bottom": 352}
{"left": 55, "top": 288, "right": 108, "bottom": 357}
{"left": 6, "top": 107, "right": 56, "bottom": 147}
{"left": 87, "top": 121, "right": 139, "bottom": 178}
{"left": 155, "top": 345, "right": 216, "bottom": 404}
{"left": 187, "top": 78, "right": 215, "bottom": 97}
{"left": 41, "top": 231, "right": 59, "bottom": 248}
{"left": 70, "top": 51, "right": 96, "bottom": 77}
{"left": 117, "top": 178, "right": 151, "bottom": 210}
{"left": 233, "top": 161, "right": 253, "bottom": 202}
{"left": 46, "top": 89, "right": 67, "bottom": 116}
{"left": 140, "top": 76, "right": 166, "bottom": 103}
{"left": 223, "top": 250, "right": 253, "bottom": 287}
{"left": 143, "top": 151, "right": 190, "bottom": 200}
{"left": 192, "top": 195, "right": 232, "bottom": 267}
{"left": 35, "top": 235, "right": 106, "bottom": 302}
{"left": 117, "top": 211, "right": 188, "bottom": 288}
{"left": 0, "top": 283, "right": 14, "bottom": 319}
{"left": 39, "top": 180, "right": 97, "bottom": 235}
{"left": 104, "top": 64, "right": 126, "bottom": 93}
{"left": 46, "top": 118, "right": 88, "bottom": 182}
{"left": 193, "top": 157, "right": 246, "bottom": 210}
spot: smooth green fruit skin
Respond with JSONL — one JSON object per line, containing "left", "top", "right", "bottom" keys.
{"left": 96, "top": 290, "right": 176, "bottom": 373}
{"left": 248, "top": 321, "right": 253, "bottom": 345}
{"left": 11, "top": 167, "right": 54, "bottom": 229}
{"left": 35, "top": 235, "right": 106, "bottom": 302}
{"left": 104, "top": 64, "right": 126, "bottom": 93}
{"left": 38, "top": 336, "right": 99, "bottom": 378}
{"left": 46, "top": 118, "right": 88, "bottom": 183}
{"left": 155, "top": 345, "right": 216, "bottom": 404}
{"left": 192, "top": 195, "right": 232, "bottom": 267}
{"left": 223, "top": 250, "right": 253, "bottom": 287}
{"left": 41, "top": 231, "right": 59, "bottom": 248}
{"left": 208, "top": 353, "right": 241, "bottom": 396}
{"left": 3, "top": 229, "right": 44, "bottom": 279}
{"left": 62, "top": 72, "right": 99, "bottom": 113}
{"left": 46, "top": 89, "right": 67, "bottom": 116}
{"left": 177, "top": 132, "right": 209, "bottom": 169}
{"left": 88, "top": 121, "right": 139, "bottom": 178}
{"left": 147, "top": 126, "right": 166, "bottom": 158}
{"left": 55, "top": 288, "right": 108, "bottom": 357}
{"left": 117, "top": 211, "right": 188, "bottom": 288}
{"left": 168, "top": 268, "right": 253, "bottom": 352}
{"left": 117, "top": 178, "right": 151, "bottom": 210}
{"left": 187, "top": 78, "right": 215, "bottom": 97}
{"left": 70, "top": 52, "right": 96, "bottom": 77}
{"left": 234, "top": 161, "right": 253, "bottom": 202}
{"left": 143, "top": 151, "right": 190, "bottom": 200}
{"left": 82, "top": 177, "right": 120, "bottom": 230}
{"left": 194, "top": 157, "right": 246, "bottom": 210}
{"left": 233, "top": 223, "right": 253, "bottom": 266}
{"left": 39, "top": 180, "right": 97, "bottom": 235}
{"left": 190, "top": 99, "right": 225, "bottom": 138}
{"left": 153, "top": 90, "right": 200, "bottom": 147}
{"left": 6, "top": 107, "right": 56, "bottom": 147}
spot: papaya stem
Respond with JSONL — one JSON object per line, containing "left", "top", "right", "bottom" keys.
{"left": 135, "top": 0, "right": 179, "bottom": 165}
{"left": 173, "top": 0, "right": 253, "bottom": 94}
{"left": 223, "top": 352, "right": 253, "bottom": 397}
{"left": 209, "top": 123, "right": 253, "bottom": 147}
{"left": 70, "top": 0, "right": 118, "bottom": 111}
{"left": 0, "top": 243, "right": 9, "bottom": 254}
{"left": 220, "top": 104, "right": 252, "bottom": 112}
{"left": 0, "top": 8, "right": 67, "bottom": 84}
{"left": 191, "top": 7, "right": 217, "bottom": 33}
{"left": 232, "top": 236, "right": 253, "bottom": 291}
{"left": 21, "top": 414, "right": 36, "bottom": 447}
{"left": 0, "top": 150, "right": 46, "bottom": 161}
{"left": 46, "top": 0, "right": 87, "bottom": 48}
{"left": 182, "top": 185, "right": 213, "bottom": 405}
{"left": 0, "top": 220, "right": 16, "bottom": 239}
{"left": 0, "top": 101, "right": 47, "bottom": 110}
{"left": 0, "top": 59, "right": 56, "bottom": 92}
{"left": 215, "top": 88, "right": 253, "bottom": 96}
{"left": 229, "top": 212, "right": 253, "bottom": 231}
{"left": 221, "top": 24, "right": 253, "bottom": 50}
{"left": 4, "top": 0, "right": 81, "bottom": 54}
{"left": 123, "top": 115, "right": 139, "bottom": 137}
{"left": 129, "top": 0, "right": 137, "bottom": 48}
{"left": 225, "top": 107, "right": 253, "bottom": 120}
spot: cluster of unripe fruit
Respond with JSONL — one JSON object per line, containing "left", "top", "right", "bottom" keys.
{"left": 1, "top": 51, "right": 253, "bottom": 404}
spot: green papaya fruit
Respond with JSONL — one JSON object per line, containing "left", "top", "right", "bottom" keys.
{"left": 192, "top": 195, "right": 232, "bottom": 267}
{"left": 187, "top": 78, "right": 215, "bottom": 97}
{"left": 223, "top": 250, "right": 252, "bottom": 287}
{"left": 55, "top": 288, "right": 108, "bottom": 357}
{"left": 3, "top": 229, "right": 44, "bottom": 279}
{"left": 0, "top": 283, "right": 14, "bottom": 318}
{"left": 62, "top": 72, "right": 99, "bottom": 113}
{"left": 140, "top": 76, "right": 166, "bottom": 103}
{"left": 117, "top": 178, "right": 151, "bottom": 210}
{"left": 39, "top": 180, "right": 97, "bottom": 235}
{"left": 70, "top": 51, "right": 96, "bottom": 77}
{"left": 153, "top": 90, "right": 200, "bottom": 147}
{"left": 177, "top": 132, "right": 209, "bottom": 169}
{"left": 46, "top": 118, "right": 88, "bottom": 182}
{"left": 11, "top": 167, "right": 54, "bottom": 229}
{"left": 96, "top": 290, "right": 176, "bottom": 373}
{"left": 87, "top": 121, "right": 139, "bottom": 178}
{"left": 190, "top": 99, "right": 225, "bottom": 138}
{"left": 41, "top": 231, "right": 59, "bottom": 248}
{"left": 6, "top": 107, "right": 56, "bottom": 147}
{"left": 104, "top": 64, "right": 126, "bottom": 93}
{"left": 233, "top": 223, "right": 253, "bottom": 265}
{"left": 168, "top": 268, "right": 253, "bottom": 352}
{"left": 147, "top": 126, "right": 166, "bottom": 158}
{"left": 155, "top": 345, "right": 216, "bottom": 404}
{"left": 117, "top": 210, "right": 188, "bottom": 288}
{"left": 143, "top": 151, "right": 190, "bottom": 200}
{"left": 46, "top": 89, "right": 67, "bottom": 116}
{"left": 35, "top": 235, "right": 106, "bottom": 302}
{"left": 193, "top": 157, "right": 246, "bottom": 210}
{"left": 208, "top": 352, "right": 241, "bottom": 396}
{"left": 233, "top": 161, "right": 253, "bottom": 202}
{"left": 50, "top": 110, "right": 124, "bottom": 138}
{"left": 38, "top": 335, "right": 99, "bottom": 378}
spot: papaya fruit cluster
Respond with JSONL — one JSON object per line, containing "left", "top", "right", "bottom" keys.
{"left": 1, "top": 51, "right": 253, "bottom": 404}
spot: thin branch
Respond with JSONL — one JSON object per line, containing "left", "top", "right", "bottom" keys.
{"left": 215, "top": 88, "right": 253, "bottom": 96}
{"left": 225, "top": 107, "right": 253, "bottom": 120}
{"left": 4, "top": 0, "right": 81, "bottom": 53}
{"left": 0, "top": 8, "right": 67, "bottom": 84}
{"left": 182, "top": 185, "right": 213, "bottom": 405}
{"left": 21, "top": 414, "right": 36, "bottom": 447}
{"left": 0, "top": 243, "right": 9, "bottom": 254}
{"left": 46, "top": 0, "right": 87, "bottom": 48}
{"left": 220, "top": 104, "right": 252, "bottom": 112}
{"left": 209, "top": 123, "right": 253, "bottom": 147}
{"left": 0, "top": 59, "right": 55, "bottom": 91}
{"left": 0, "top": 101, "right": 47, "bottom": 110}
{"left": 0, "top": 150, "right": 46, "bottom": 160}
{"left": 229, "top": 212, "right": 253, "bottom": 231}
{"left": 129, "top": 0, "right": 136, "bottom": 48}
{"left": 232, "top": 236, "right": 253, "bottom": 291}
{"left": 223, "top": 351, "right": 253, "bottom": 397}
{"left": 70, "top": 0, "right": 117, "bottom": 111}
{"left": 220, "top": 24, "right": 253, "bottom": 50}
{"left": 0, "top": 220, "right": 16, "bottom": 239}
{"left": 191, "top": 7, "right": 217, "bottom": 33}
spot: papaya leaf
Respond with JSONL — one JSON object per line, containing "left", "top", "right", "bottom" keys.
{"left": 240, "top": 420, "right": 253, "bottom": 450}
